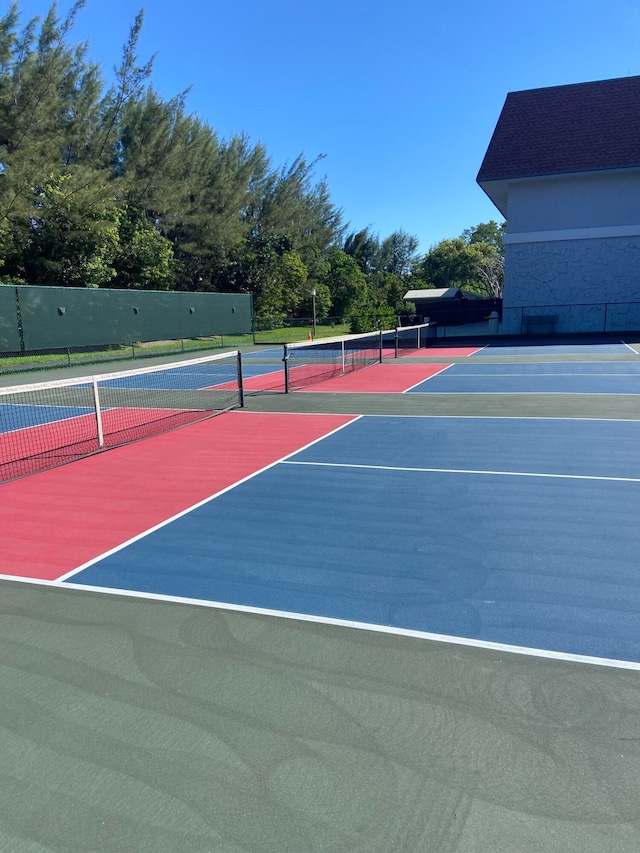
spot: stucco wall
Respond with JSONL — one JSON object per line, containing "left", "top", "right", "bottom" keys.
{"left": 506, "top": 169, "right": 640, "bottom": 233}
{"left": 502, "top": 236, "right": 640, "bottom": 334}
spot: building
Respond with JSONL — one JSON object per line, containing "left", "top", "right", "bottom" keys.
{"left": 477, "top": 75, "right": 640, "bottom": 335}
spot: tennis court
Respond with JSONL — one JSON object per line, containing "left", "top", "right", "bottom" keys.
{"left": 2, "top": 335, "right": 640, "bottom": 852}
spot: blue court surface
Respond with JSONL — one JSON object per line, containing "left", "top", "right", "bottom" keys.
{"left": 472, "top": 341, "right": 636, "bottom": 356}
{"left": 408, "top": 362, "right": 640, "bottom": 394}
{"left": 66, "top": 416, "right": 640, "bottom": 665}
{"left": 99, "top": 361, "right": 277, "bottom": 390}
{"left": 1, "top": 402, "right": 97, "bottom": 432}
{"left": 241, "top": 347, "right": 283, "bottom": 359}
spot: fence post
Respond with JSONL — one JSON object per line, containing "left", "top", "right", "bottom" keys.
{"left": 14, "top": 287, "right": 26, "bottom": 356}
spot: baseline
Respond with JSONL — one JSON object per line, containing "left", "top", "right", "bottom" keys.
{"left": 472, "top": 342, "right": 633, "bottom": 357}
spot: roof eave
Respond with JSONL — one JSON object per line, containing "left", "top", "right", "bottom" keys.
{"left": 477, "top": 179, "right": 508, "bottom": 218}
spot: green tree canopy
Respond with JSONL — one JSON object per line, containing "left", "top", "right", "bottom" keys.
{"left": 419, "top": 221, "right": 506, "bottom": 297}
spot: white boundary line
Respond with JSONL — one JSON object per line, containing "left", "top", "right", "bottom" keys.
{"left": 54, "top": 415, "right": 362, "bottom": 583}
{"left": 471, "top": 346, "right": 636, "bottom": 358}
{"left": 235, "top": 411, "right": 640, "bottom": 423}
{"left": 282, "top": 459, "right": 640, "bottom": 483}
{"left": 1, "top": 573, "right": 639, "bottom": 672}
{"left": 402, "top": 363, "right": 455, "bottom": 393}
{"left": 431, "top": 371, "right": 640, "bottom": 377}
{"left": 404, "top": 391, "right": 640, "bottom": 396}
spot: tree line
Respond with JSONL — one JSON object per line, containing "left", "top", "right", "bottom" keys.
{"left": 0, "top": 2, "right": 505, "bottom": 326}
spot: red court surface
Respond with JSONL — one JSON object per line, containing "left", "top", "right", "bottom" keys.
{"left": 0, "top": 411, "right": 355, "bottom": 580}
{"left": 215, "top": 371, "right": 284, "bottom": 393}
{"left": 1, "top": 407, "right": 202, "bottom": 464}
{"left": 301, "top": 362, "right": 452, "bottom": 393}
{"left": 241, "top": 371, "right": 284, "bottom": 392}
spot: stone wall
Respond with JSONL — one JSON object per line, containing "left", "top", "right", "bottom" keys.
{"left": 502, "top": 236, "right": 640, "bottom": 333}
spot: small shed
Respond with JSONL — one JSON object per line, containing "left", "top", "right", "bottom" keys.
{"left": 403, "top": 288, "right": 498, "bottom": 327}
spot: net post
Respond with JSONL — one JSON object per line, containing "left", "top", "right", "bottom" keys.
{"left": 378, "top": 329, "right": 383, "bottom": 362}
{"left": 283, "top": 344, "right": 290, "bottom": 393}
{"left": 92, "top": 376, "right": 105, "bottom": 448}
{"left": 395, "top": 328, "right": 399, "bottom": 358}
{"left": 341, "top": 340, "right": 346, "bottom": 374}
{"left": 236, "top": 351, "right": 245, "bottom": 407}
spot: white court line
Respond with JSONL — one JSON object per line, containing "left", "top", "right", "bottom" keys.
{"left": 282, "top": 459, "right": 640, "bottom": 483}
{"left": 435, "top": 372, "right": 640, "bottom": 377}
{"left": 321, "top": 413, "right": 640, "bottom": 422}
{"left": 401, "top": 363, "right": 455, "bottom": 393}
{"left": 470, "top": 350, "right": 635, "bottom": 358}
{"left": 403, "top": 391, "right": 640, "bottom": 395}
{"left": 622, "top": 340, "right": 640, "bottom": 354}
{"left": 232, "top": 411, "right": 640, "bottom": 422}
{"left": 54, "top": 415, "right": 362, "bottom": 583}
{"left": 1, "top": 572, "right": 639, "bottom": 672}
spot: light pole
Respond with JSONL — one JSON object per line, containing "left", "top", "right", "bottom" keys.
{"left": 311, "top": 288, "right": 317, "bottom": 338}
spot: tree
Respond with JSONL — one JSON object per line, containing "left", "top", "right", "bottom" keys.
{"left": 463, "top": 220, "right": 505, "bottom": 297}
{"left": 23, "top": 171, "right": 120, "bottom": 287}
{"left": 379, "top": 229, "right": 420, "bottom": 277}
{"left": 322, "top": 247, "right": 367, "bottom": 318}
{"left": 462, "top": 219, "right": 505, "bottom": 251}
{"left": 420, "top": 237, "right": 477, "bottom": 290}
{"left": 470, "top": 242, "right": 504, "bottom": 298}
{"left": 111, "top": 206, "right": 174, "bottom": 289}
{"left": 0, "top": 3, "right": 362, "bottom": 302}
{"left": 419, "top": 221, "right": 506, "bottom": 297}
{"left": 343, "top": 227, "right": 380, "bottom": 274}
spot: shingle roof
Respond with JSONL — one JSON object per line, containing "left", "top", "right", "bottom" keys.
{"left": 477, "top": 75, "right": 640, "bottom": 183}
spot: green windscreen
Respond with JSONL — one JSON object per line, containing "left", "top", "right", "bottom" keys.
{"left": 0, "top": 286, "right": 21, "bottom": 352}
{"left": 16, "top": 287, "right": 252, "bottom": 350}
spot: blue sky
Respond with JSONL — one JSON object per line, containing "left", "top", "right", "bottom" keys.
{"left": 17, "top": 0, "right": 640, "bottom": 252}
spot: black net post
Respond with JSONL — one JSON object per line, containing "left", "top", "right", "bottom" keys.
{"left": 236, "top": 351, "right": 245, "bottom": 407}
{"left": 283, "top": 344, "right": 290, "bottom": 393}
{"left": 395, "top": 328, "right": 399, "bottom": 359}
{"left": 378, "top": 330, "right": 383, "bottom": 362}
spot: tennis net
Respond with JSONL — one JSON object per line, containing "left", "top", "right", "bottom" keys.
{"left": 394, "top": 323, "right": 434, "bottom": 353}
{"left": 0, "top": 351, "right": 243, "bottom": 482}
{"left": 284, "top": 331, "right": 383, "bottom": 391}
